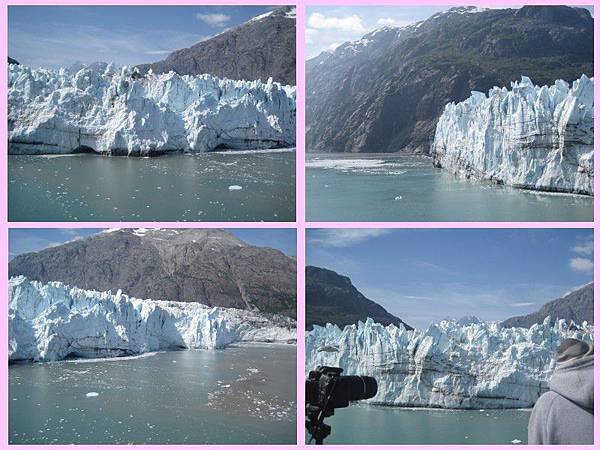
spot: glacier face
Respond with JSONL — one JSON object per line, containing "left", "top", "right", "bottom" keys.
{"left": 432, "top": 75, "right": 594, "bottom": 195}
{"left": 306, "top": 317, "right": 593, "bottom": 409}
{"left": 8, "top": 64, "right": 295, "bottom": 156}
{"left": 9, "top": 276, "right": 296, "bottom": 362}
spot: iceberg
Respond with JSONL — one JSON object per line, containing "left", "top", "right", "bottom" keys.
{"left": 8, "top": 64, "right": 295, "bottom": 155}
{"left": 306, "top": 317, "right": 593, "bottom": 409}
{"left": 432, "top": 75, "right": 593, "bottom": 195}
{"left": 9, "top": 276, "right": 296, "bottom": 362}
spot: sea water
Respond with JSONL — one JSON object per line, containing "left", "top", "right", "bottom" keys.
{"left": 9, "top": 150, "right": 295, "bottom": 222}
{"left": 306, "top": 403, "right": 530, "bottom": 445}
{"left": 9, "top": 344, "right": 296, "bottom": 444}
{"left": 306, "top": 154, "right": 593, "bottom": 221}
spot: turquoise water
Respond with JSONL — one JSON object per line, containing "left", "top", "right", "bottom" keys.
{"left": 9, "top": 150, "right": 295, "bottom": 222}
{"left": 9, "top": 345, "right": 296, "bottom": 444}
{"left": 306, "top": 403, "right": 531, "bottom": 445}
{"left": 306, "top": 154, "right": 593, "bottom": 222}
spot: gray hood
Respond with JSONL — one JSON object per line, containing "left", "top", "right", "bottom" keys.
{"left": 549, "top": 354, "right": 594, "bottom": 410}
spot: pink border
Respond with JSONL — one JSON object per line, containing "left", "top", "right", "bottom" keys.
{"left": 1, "top": 0, "right": 598, "bottom": 448}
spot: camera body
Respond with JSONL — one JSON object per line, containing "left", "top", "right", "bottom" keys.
{"left": 305, "top": 366, "right": 378, "bottom": 444}
{"left": 307, "top": 366, "right": 349, "bottom": 413}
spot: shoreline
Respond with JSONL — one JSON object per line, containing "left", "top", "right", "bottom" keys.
{"left": 9, "top": 341, "right": 297, "bottom": 366}
{"left": 9, "top": 147, "right": 296, "bottom": 158}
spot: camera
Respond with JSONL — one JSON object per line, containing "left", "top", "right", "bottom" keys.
{"left": 305, "top": 366, "right": 377, "bottom": 444}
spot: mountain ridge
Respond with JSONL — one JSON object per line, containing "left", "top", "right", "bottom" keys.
{"left": 501, "top": 282, "right": 593, "bottom": 328}
{"left": 9, "top": 229, "right": 296, "bottom": 318}
{"left": 306, "top": 5, "right": 593, "bottom": 153}
{"left": 136, "top": 6, "right": 296, "bottom": 85}
{"left": 305, "top": 265, "right": 411, "bottom": 330}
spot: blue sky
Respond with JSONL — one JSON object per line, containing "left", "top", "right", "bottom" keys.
{"left": 307, "top": 229, "right": 594, "bottom": 329}
{"left": 8, "top": 6, "right": 274, "bottom": 68}
{"left": 9, "top": 228, "right": 296, "bottom": 260}
{"left": 306, "top": 6, "right": 594, "bottom": 58}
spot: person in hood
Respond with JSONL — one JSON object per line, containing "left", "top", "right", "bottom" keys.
{"left": 528, "top": 338, "right": 594, "bottom": 444}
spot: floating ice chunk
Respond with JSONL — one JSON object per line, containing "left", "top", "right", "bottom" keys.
{"left": 86, "top": 392, "right": 99, "bottom": 398}
{"left": 228, "top": 185, "right": 243, "bottom": 191}
{"left": 511, "top": 439, "right": 522, "bottom": 444}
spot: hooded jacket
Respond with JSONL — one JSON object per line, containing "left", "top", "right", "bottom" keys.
{"left": 528, "top": 341, "right": 594, "bottom": 445}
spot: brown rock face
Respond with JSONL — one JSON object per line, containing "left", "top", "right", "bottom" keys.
{"left": 9, "top": 229, "right": 297, "bottom": 318}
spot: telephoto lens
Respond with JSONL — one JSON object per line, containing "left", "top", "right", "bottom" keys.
{"left": 331, "top": 374, "right": 378, "bottom": 407}
{"left": 306, "top": 366, "right": 378, "bottom": 444}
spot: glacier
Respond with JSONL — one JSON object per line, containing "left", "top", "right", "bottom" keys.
{"left": 306, "top": 317, "right": 593, "bottom": 409}
{"left": 432, "top": 75, "right": 594, "bottom": 195}
{"left": 9, "top": 276, "right": 296, "bottom": 362}
{"left": 8, "top": 63, "right": 295, "bottom": 156}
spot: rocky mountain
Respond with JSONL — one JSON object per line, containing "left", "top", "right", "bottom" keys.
{"left": 9, "top": 229, "right": 296, "bottom": 317}
{"left": 501, "top": 283, "right": 593, "bottom": 328}
{"left": 8, "top": 57, "right": 19, "bottom": 65}
{"left": 137, "top": 6, "right": 296, "bottom": 85}
{"left": 306, "top": 266, "right": 410, "bottom": 330}
{"left": 307, "top": 6, "right": 593, "bottom": 153}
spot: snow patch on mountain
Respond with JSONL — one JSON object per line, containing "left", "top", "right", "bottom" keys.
{"left": 8, "top": 64, "right": 295, "bottom": 156}
{"left": 9, "top": 276, "right": 296, "bottom": 362}
{"left": 306, "top": 317, "right": 593, "bottom": 409}
{"left": 432, "top": 75, "right": 594, "bottom": 195}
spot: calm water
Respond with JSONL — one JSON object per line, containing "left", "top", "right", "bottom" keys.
{"left": 9, "top": 345, "right": 296, "bottom": 444}
{"left": 9, "top": 150, "right": 295, "bottom": 222}
{"left": 307, "top": 403, "right": 531, "bottom": 445}
{"left": 306, "top": 154, "right": 593, "bottom": 221}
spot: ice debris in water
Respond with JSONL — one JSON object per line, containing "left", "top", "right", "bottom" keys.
{"left": 85, "top": 392, "right": 99, "bottom": 398}
{"left": 228, "top": 185, "right": 243, "bottom": 191}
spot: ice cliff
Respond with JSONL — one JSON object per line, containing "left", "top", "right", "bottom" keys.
{"left": 306, "top": 317, "right": 593, "bottom": 409}
{"left": 432, "top": 75, "right": 593, "bottom": 195}
{"left": 9, "top": 276, "right": 296, "bottom": 362}
{"left": 8, "top": 63, "right": 295, "bottom": 155}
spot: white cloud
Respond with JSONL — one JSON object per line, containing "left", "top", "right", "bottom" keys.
{"left": 569, "top": 257, "right": 594, "bottom": 273}
{"left": 309, "top": 229, "right": 391, "bottom": 247}
{"left": 308, "top": 13, "right": 366, "bottom": 32}
{"left": 509, "top": 302, "right": 537, "bottom": 307}
{"left": 144, "top": 50, "right": 171, "bottom": 55}
{"left": 195, "top": 13, "right": 231, "bottom": 27}
{"left": 327, "top": 42, "right": 341, "bottom": 52}
{"left": 376, "top": 18, "right": 398, "bottom": 26}
{"left": 572, "top": 237, "right": 594, "bottom": 256}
